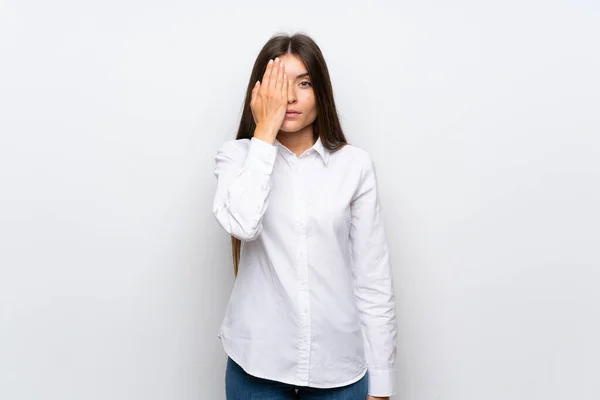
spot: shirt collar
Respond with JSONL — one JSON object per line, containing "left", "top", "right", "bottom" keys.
{"left": 274, "top": 136, "right": 330, "bottom": 166}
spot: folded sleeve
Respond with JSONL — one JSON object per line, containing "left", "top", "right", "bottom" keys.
{"left": 212, "top": 137, "right": 277, "bottom": 241}
{"left": 349, "top": 153, "right": 398, "bottom": 397}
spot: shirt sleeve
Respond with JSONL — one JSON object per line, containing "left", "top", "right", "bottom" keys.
{"left": 349, "top": 153, "right": 397, "bottom": 397}
{"left": 212, "top": 137, "right": 277, "bottom": 241}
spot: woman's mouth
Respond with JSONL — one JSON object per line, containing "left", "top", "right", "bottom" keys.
{"left": 285, "top": 111, "right": 300, "bottom": 118}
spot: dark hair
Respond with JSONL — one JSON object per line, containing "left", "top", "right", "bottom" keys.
{"left": 231, "top": 32, "right": 348, "bottom": 276}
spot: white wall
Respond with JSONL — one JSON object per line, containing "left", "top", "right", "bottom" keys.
{"left": 1, "top": 1, "right": 598, "bottom": 399}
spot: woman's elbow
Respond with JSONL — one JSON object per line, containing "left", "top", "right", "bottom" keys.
{"left": 212, "top": 206, "right": 264, "bottom": 242}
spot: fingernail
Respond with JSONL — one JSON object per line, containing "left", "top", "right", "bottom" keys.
{"left": 268, "top": 59, "right": 273, "bottom": 64}
{"left": 275, "top": 57, "right": 279, "bottom": 62}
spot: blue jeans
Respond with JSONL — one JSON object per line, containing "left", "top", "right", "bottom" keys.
{"left": 225, "top": 357, "right": 369, "bottom": 400}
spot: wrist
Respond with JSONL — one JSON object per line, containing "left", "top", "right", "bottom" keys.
{"left": 253, "top": 124, "right": 279, "bottom": 144}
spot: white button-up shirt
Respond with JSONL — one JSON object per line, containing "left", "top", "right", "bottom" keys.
{"left": 212, "top": 136, "right": 397, "bottom": 397}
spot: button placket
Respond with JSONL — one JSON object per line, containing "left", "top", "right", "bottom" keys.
{"left": 293, "top": 158, "right": 311, "bottom": 382}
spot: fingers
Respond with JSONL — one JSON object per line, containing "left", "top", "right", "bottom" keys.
{"left": 276, "top": 60, "right": 285, "bottom": 93}
{"left": 259, "top": 57, "right": 286, "bottom": 98}
{"left": 260, "top": 59, "right": 273, "bottom": 93}
{"left": 268, "top": 58, "right": 280, "bottom": 92}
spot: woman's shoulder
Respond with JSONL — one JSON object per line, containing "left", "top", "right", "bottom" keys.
{"left": 333, "top": 142, "right": 374, "bottom": 167}
{"left": 215, "top": 138, "right": 251, "bottom": 159}
{"left": 218, "top": 137, "right": 251, "bottom": 150}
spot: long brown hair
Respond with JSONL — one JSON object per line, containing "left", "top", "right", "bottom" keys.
{"left": 231, "top": 32, "right": 348, "bottom": 276}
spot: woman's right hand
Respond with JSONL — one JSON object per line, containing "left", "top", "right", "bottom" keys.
{"left": 250, "top": 57, "right": 288, "bottom": 144}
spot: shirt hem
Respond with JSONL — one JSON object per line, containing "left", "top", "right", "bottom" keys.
{"left": 219, "top": 331, "right": 368, "bottom": 389}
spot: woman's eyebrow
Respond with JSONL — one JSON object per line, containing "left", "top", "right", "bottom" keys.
{"left": 293, "top": 72, "right": 310, "bottom": 80}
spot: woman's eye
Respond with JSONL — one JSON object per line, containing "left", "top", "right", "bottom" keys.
{"left": 300, "top": 81, "right": 312, "bottom": 87}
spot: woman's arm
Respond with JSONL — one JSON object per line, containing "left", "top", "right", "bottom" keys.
{"left": 212, "top": 58, "right": 288, "bottom": 241}
{"left": 350, "top": 153, "right": 397, "bottom": 398}
{"left": 212, "top": 136, "right": 277, "bottom": 241}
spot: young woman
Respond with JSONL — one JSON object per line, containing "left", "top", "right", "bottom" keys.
{"left": 212, "top": 33, "right": 397, "bottom": 400}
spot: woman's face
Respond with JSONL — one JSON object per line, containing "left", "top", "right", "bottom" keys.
{"left": 278, "top": 54, "right": 317, "bottom": 134}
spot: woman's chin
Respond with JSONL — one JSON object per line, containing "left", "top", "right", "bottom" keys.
{"left": 279, "top": 122, "right": 300, "bottom": 133}
{"left": 281, "top": 120, "right": 314, "bottom": 133}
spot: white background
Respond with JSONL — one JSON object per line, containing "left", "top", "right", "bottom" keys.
{"left": 1, "top": 1, "right": 599, "bottom": 399}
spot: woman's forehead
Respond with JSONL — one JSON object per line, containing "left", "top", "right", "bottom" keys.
{"left": 278, "top": 54, "right": 308, "bottom": 77}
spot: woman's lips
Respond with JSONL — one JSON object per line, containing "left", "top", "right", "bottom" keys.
{"left": 285, "top": 111, "right": 300, "bottom": 118}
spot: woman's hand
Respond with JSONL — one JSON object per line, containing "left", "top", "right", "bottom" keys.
{"left": 250, "top": 57, "right": 288, "bottom": 144}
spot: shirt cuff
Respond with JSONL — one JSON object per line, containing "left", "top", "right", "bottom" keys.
{"left": 367, "top": 368, "right": 396, "bottom": 397}
{"left": 243, "top": 137, "right": 277, "bottom": 174}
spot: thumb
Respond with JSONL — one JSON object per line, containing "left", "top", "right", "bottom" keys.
{"left": 251, "top": 80, "right": 260, "bottom": 102}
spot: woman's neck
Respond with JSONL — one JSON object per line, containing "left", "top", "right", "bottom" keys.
{"left": 276, "top": 125, "right": 316, "bottom": 157}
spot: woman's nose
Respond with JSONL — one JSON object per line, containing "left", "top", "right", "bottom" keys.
{"left": 287, "top": 86, "right": 297, "bottom": 103}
